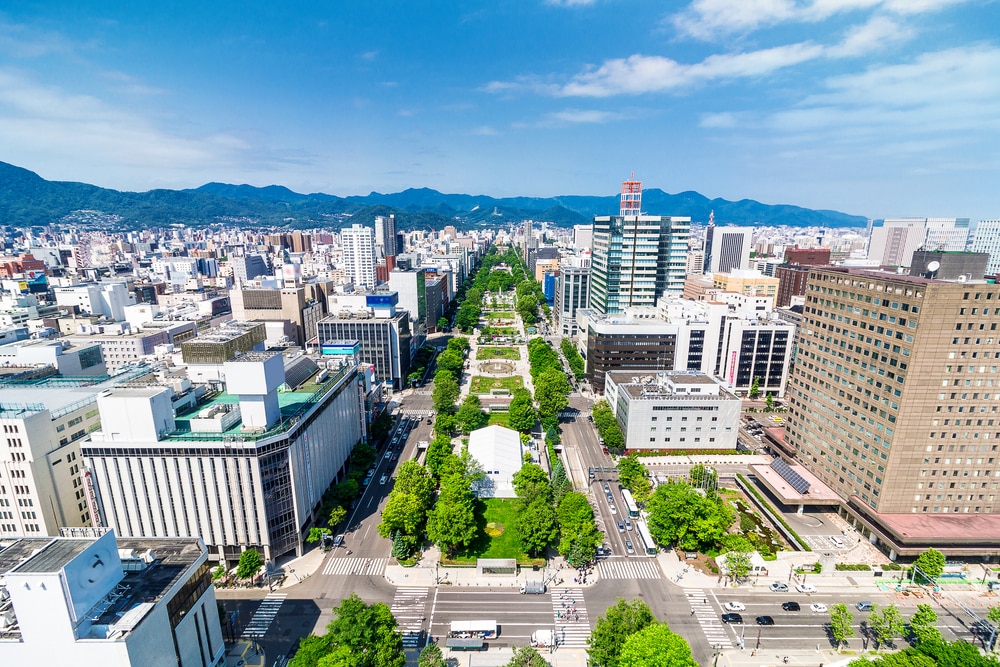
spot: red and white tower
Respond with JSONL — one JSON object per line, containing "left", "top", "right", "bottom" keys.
{"left": 619, "top": 173, "right": 642, "bottom": 217}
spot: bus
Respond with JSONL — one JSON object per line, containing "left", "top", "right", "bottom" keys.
{"left": 449, "top": 620, "right": 498, "bottom": 640}
{"left": 620, "top": 488, "right": 640, "bottom": 519}
{"left": 635, "top": 520, "right": 658, "bottom": 556}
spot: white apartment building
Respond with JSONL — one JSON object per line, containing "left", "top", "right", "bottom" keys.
{"left": 341, "top": 224, "right": 376, "bottom": 288}
{"left": 867, "top": 217, "right": 971, "bottom": 268}
{"left": 972, "top": 219, "right": 1000, "bottom": 275}
{"left": 54, "top": 283, "right": 135, "bottom": 322}
{"left": 0, "top": 530, "right": 224, "bottom": 667}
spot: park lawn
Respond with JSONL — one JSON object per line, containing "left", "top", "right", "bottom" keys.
{"left": 469, "top": 375, "right": 524, "bottom": 394}
{"left": 487, "top": 310, "right": 515, "bottom": 317}
{"left": 447, "top": 498, "right": 542, "bottom": 566}
{"left": 476, "top": 346, "right": 521, "bottom": 361}
{"left": 487, "top": 412, "right": 511, "bottom": 427}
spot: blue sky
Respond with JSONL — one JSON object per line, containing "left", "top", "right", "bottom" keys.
{"left": 1, "top": 1, "right": 997, "bottom": 221}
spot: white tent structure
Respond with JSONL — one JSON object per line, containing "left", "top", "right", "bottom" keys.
{"left": 467, "top": 424, "right": 524, "bottom": 498}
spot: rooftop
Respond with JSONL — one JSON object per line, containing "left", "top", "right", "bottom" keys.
{"left": 0, "top": 366, "right": 153, "bottom": 419}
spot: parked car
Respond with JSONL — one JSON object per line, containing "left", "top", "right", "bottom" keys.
{"left": 756, "top": 616, "right": 775, "bottom": 626}
{"left": 782, "top": 601, "right": 801, "bottom": 612}
{"left": 795, "top": 583, "right": 817, "bottom": 593}
{"left": 721, "top": 613, "right": 744, "bottom": 624}
{"left": 769, "top": 582, "right": 789, "bottom": 592}
{"left": 724, "top": 601, "right": 746, "bottom": 612}
{"left": 810, "top": 604, "right": 828, "bottom": 613}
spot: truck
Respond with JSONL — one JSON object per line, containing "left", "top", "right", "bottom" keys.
{"left": 530, "top": 629, "right": 554, "bottom": 647}
{"left": 520, "top": 581, "right": 546, "bottom": 595}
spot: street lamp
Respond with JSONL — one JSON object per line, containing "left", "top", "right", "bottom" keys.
{"left": 712, "top": 644, "right": 723, "bottom": 667}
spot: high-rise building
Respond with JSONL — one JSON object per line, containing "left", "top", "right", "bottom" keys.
{"left": 786, "top": 266, "right": 1000, "bottom": 557}
{"left": 776, "top": 247, "right": 832, "bottom": 307}
{"left": 971, "top": 220, "right": 1000, "bottom": 276}
{"left": 341, "top": 224, "right": 376, "bottom": 288}
{"left": 704, "top": 226, "right": 754, "bottom": 274}
{"left": 388, "top": 269, "right": 427, "bottom": 347}
{"left": 318, "top": 294, "right": 412, "bottom": 391}
{"left": 375, "top": 214, "right": 397, "bottom": 259}
{"left": 555, "top": 266, "right": 590, "bottom": 336}
{"left": 867, "top": 217, "right": 971, "bottom": 268}
{"left": 588, "top": 179, "right": 690, "bottom": 315}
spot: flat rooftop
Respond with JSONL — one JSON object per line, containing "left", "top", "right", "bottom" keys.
{"left": 0, "top": 366, "right": 152, "bottom": 417}
{"left": 858, "top": 505, "right": 1000, "bottom": 544}
{"left": 750, "top": 461, "right": 842, "bottom": 504}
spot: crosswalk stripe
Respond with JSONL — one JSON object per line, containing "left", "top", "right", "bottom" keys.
{"left": 321, "top": 557, "right": 387, "bottom": 576}
{"left": 597, "top": 559, "right": 662, "bottom": 580}
{"left": 391, "top": 586, "right": 429, "bottom": 648}
{"left": 550, "top": 587, "right": 590, "bottom": 647}
{"left": 686, "top": 589, "right": 737, "bottom": 649}
{"left": 241, "top": 593, "right": 286, "bottom": 640}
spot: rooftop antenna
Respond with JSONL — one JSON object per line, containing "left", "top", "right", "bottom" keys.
{"left": 620, "top": 172, "right": 642, "bottom": 217}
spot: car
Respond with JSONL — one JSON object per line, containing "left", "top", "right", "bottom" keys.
{"left": 366, "top": 468, "right": 375, "bottom": 478}
{"left": 624, "top": 519, "right": 633, "bottom": 531}
{"left": 721, "top": 613, "right": 744, "bottom": 624}
{"left": 617, "top": 521, "right": 625, "bottom": 532}
{"left": 795, "top": 583, "right": 817, "bottom": 593}
{"left": 602, "top": 447, "right": 610, "bottom": 455}
{"left": 624, "top": 540, "right": 635, "bottom": 554}
{"left": 379, "top": 475, "right": 388, "bottom": 485}
{"left": 769, "top": 582, "right": 789, "bottom": 592}
{"left": 724, "top": 601, "right": 746, "bottom": 612}
{"left": 604, "top": 483, "right": 611, "bottom": 493}
{"left": 588, "top": 415, "right": 594, "bottom": 422}
{"left": 810, "top": 603, "right": 828, "bottom": 613}
{"left": 756, "top": 616, "right": 775, "bottom": 626}
{"left": 589, "top": 467, "right": 595, "bottom": 479}
{"left": 609, "top": 505, "right": 618, "bottom": 515}
{"left": 781, "top": 601, "right": 801, "bottom": 612}
{"left": 384, "top": 450, "right": 392, "bottom": 460}
{"left": 362, "top": 477, "right": 371, "bottom": 486}
{"left": 390, "top": 453, "right": 399, "bottom": 461}
{"left": 856, "top": 601, "right": 873, "bottom": 612}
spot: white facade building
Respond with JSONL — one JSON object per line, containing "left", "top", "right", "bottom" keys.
{"left": 867, "top": 217, "right": 971, "bottom": 268}
{"left": 972, "top": 219, "right": 1000, "bottom": 276}
{"left": 341, "top": 224, "right": 376, "bottom": 289}
{"left": 603, "top": 371, "right": 741, "bottom": 453}
{"left": 704, "top": 226, "right": 754, "bottom": 274}
{"left": 0, "top": 530, "right": 224, "bottom": 667}
{"left": 54, "top": 282, "right": 135, "bottom": 322}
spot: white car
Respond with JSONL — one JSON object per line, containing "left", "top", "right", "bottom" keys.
{"left": 795, "top": 583, "right": 817, "bottom": 593}
{"left": 810, "top": 603, "right": 828, "bottom": 613}
{"left": 724, "top": 601, "right": 746, "bottom": 612}
{"left": 379, "top": 475, "right": 388, "bottom": 485}
{"left": 609, "top": 505, "right": 618, "bottom": 515}
{"left": 769, "top": 582, "right": 789, "bottom": 592}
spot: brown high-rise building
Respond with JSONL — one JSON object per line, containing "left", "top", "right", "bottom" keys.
{"left": 776, "top": 247, "right": 832, "bottom": 307}
{"left": 787, "top": 266, "right": 1000, "bottom": 557}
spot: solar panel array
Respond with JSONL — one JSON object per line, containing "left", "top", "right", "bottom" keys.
{"left": 770, "top": 458, "right": 811, "bottom": 494}
{"left": 284, "top": 356, "right": 320, "bottom": 390}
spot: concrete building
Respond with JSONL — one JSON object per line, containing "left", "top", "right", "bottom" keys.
{"left": 572, "top": 224, "right": 593, "bottom": 251}
{"left": 64, "top": 323, "right": 198, "bottom": 373}
{"left": 555, "top": 266, "right": 591, "bottom": 337}
{"left": 341, "top": 224, "right": 376, "bottom": 289}
{"left": 775, "top": 247, "right": 833, "bottom": 307}
{"left": 229, "top": 255, "right": 270, "bottom": 285}
{"left": 909, "top": 250, "right": 989, "bottom": 281}
{"left": 374, "top": 214, "right": 398, "bottom": 260}
{"left": 786, "top": 266, "right": 1000, "bottom": 557}
{"left": 229, "top": 282, "right": 331, "bottom": 346}
{"left": 54, "top": 283, "right": 135, "bottom": 322}
{"left": 603, "top": 371, "right": 740, "bottom": 453}
{"left": 704, "top": 226, "right": 754, "bottom": 274}
{"left": 467, "top": 425, "right": 523, "bottom": 499}
{"left": 388, "top": 269, "right": 427, "bottom": 347}
{"left": 0, "top": 530, "right": 224, "bottom": 667}
{"left": 580, "top": 295, "right": 794, "bottom": 395}
{"left": 83, "top": 355, "right": 366, "bottom": 564}
{"left": 711, "top": 270, "right": 779, "bottom": 299}
{"left": 972, "top": 220, "right": 1000, "bottom": 276}
{"left": 867, "top": 217, "right": 971, "bottom": 268}
{"left": 317, "top": 293, "right": 412, "bottom": 391}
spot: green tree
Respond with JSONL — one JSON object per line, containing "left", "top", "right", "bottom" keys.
{"left": 534, "top": 367, "right": 571, "bottom": 419}
{"left": 550, "top": 458, "right": 573, "bottom": 505}
{"left": 425, "top": 435, "right": 454, "bottom": 480}
{"left": 426, "top": 474, "right": 478, "bottom": 557}
{"left": 328, "top": 505, "right": 347, "bottom": 529}
{"left": 447, "top": 336, "right": 470, "bottom": 353}
{"left": 847, "top": 654, "right": 937, "bottom": 667}
{"left": 502, "top": 645, "right": 550, "bottom": 667}
{"left": 349, "top": 443, "right": 378, "bottom": 472}
{"left": 907, "top": 604, "right": 941, "bottom": 646}
{"left": 436, "top": 348, "right": 464, "bottom": 376}
{"left": 431, "top": 370, "right": 460, "bottom": 412}
{"left": 236, "top": 549, "right": 263, "bottom": 579}
{"left": 630, "top": 475, "right": 653, "bottom": 505}
{"left": 556, "top": 492, "right": 603, "bottom": 566}
{"left": 765, "top": 392, "right": 774, "bottom": 409}
{"left": 392, "top": 461, "right": 435, "bottom": 508}
{"left": 516, "top": 497, "right": 559, "bottom": 556}
{"left": 724, "top": 551, "right": 752, "bottom": 582}
{"left": 512, "top": 462, "right": 552, "bottom": 506}
{"left": 331, "top": 479, "right": 359, "bottom": 505}
{"left": 434, "top": 411, "right": 458, "bottom": 437}
{"left": 617, "top": 453, "right": 647, "bottom": 492}
{"left": 456, "top": 394, "right": 488, "bottom": 433}
{"left": 436, "top": 317, "right": 449, "bottom": 331}
{"left": 688, "top": 464, "right": 718, "bottom": 492}
{"left": 868, "top": 603, "right": 905, "bottom": 650}
{"left": 508, "top": 389, "right": 537, "bottom": 433}
{"left": 617, "top": 623, "right": 698, "bottom": 667}
{"left": 587, "top": 598, "right": 656, "bottom": 667}
{"left": 644, "top": 482, "right": 734, "bottom": 552}
{"left": 289, "top": 593, "right": 404, "bottom": 667}
{"left": 378, "top": 492, "right": 427, "bottom": 541}
{"left": 418, "top": 643, "right": 446, "bottom": 667}
{"left": 390, "top": 531, "right": 411, "bottom": 560}
{"left": 307, "top": 527, "right": 331, "bottom": 544}
{"left": 749, "top": 376, "right": 761, "bottom": 399}
{"left": 912, "top": 548, "right": 946, "bottom": 581}
{"left": 988, "top": 605, "right": 1000, "bottom": 651}
{"left": 830, "top": 603, "right": 855, "bottom": 651}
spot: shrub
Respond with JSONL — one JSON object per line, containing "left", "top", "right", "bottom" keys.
{"left": 835, "top": 563, "right": 872, "bottom": 571}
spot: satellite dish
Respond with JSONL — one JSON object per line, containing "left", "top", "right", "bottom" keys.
{"left": 927, "top": 261, "right": 941, "bottom": 273}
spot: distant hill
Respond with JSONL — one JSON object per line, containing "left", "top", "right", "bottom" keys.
{"left": 0, "top": 160, "right": 868, "bottom": 231}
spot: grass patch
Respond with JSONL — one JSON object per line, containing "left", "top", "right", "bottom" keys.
{"left": 487, "top": 412, "right": 511, "bottom": 427}
{"left": 469, "top": 375, "right": 524, "bottom": 395}
{"left": 445, "top": 498, "right": 543, "bottom": 566}
{"left": 737, "top": 474, "right": 811, "bottom": 552}
{"left": 477, "top": 347, "right": 521, "bottom": 360}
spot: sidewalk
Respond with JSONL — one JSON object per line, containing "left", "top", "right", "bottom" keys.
{"left": 225, "top": 640, "right": 267, "bottom": 667}
{"left": 270, "top": 544, "right": 326, "bottom": 590}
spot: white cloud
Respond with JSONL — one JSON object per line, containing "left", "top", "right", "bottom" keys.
{"left": 671, "top": 0, "right": 970, "bottom": 41}
{"left": 361, "top": 50, "right": 378, "bottom": 61}
{"left": 699, "top": 111, "right": 740, "bottom": 128}
{"left": 547, "top": 109, "right": 626, "bottom": 123}
{"left": 554, "top": 42, "right": 823, "bottom": 97}
{"left": 470, "top": 125, "right": 499, "bottom": 135}
{"left": 827, "top": 15, "right": 911, "bottom": 57}
{"left": 545, "top": 0, "right": 598, "bottom": 6}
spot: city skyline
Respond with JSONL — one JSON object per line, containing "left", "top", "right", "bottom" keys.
{"left": 0, "top": 1, "right": 998, "bottom": 222}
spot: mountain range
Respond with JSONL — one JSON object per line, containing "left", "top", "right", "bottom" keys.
{"left": 0, "top": 161, "right": 868, "bottom": 231}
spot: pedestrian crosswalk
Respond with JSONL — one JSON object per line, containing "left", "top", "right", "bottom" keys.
{"left": 551, "top": 588, "right": 590, "bottom": 648}
{"left": 686, "top": 589, "right": 736, "bottom": 649}
{"left": 241, "top": 593, "right": 285, "bottom": 640}
{"left": 597, "top": 558, "right": 662, "bottom": 580}
{"left": 321, "top": 557, "right": 387, "bottom": 577}
{"left": 391, "top": 587, "right": 429, "bottom": 649}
